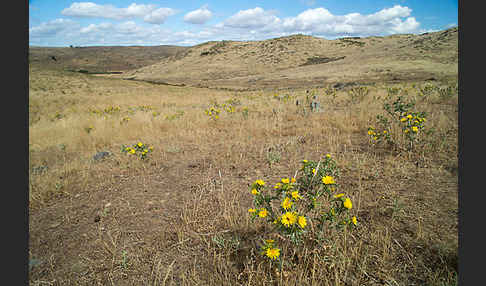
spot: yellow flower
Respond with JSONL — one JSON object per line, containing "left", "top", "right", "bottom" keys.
{"left": 129, "top": 148, "right": 136, "bottom": 154}
{"left": 125, "top": 147, "right": 130, "bottom": 151}
{"left": 383, "top": 130, "right": 388, "bottom": 134}
{"left": 281, "top": 197, "right": 293, "bottom": 210}
{"left": 400, "top": 117, "right": 407, "bottom": 122}
{"left": 298, "top": 216, "right": 307, "bottom": 228}
{"left": 368, "top": 130, "right": 376, "bottom": 136}
{"left": 407, "top": 114, "right": 413, "bottom": 119}
{"left": 137, "top": 142, "right": 143, "bottom": 147}
{"left": 312, "top": 168, "right": 317, "bottom": 175}
{"left": 291, "top": 177, "right": 296, "bottom": 183}
{"left": 343, "top": 198, "right": 353, "bottom": 209}
{"left": 404, "top": 129, "right": 410, "bottom": 133}
{"left": 302, "top": 159, "right": 308, "bottom": 163}
{"left": 322, "top": 176, "right": 335, "bottom": 185}
{"left": 248, "top": 208, "right": 256, "bottom": 213}
{"left": 281, "top": 178, "right": 290, "bottom": 184}
{"left": 281, "top": 212, "right": 297, "bottom": 227}
{"left": 351, "top": 216, "right": 358, "bottom": 226}
{"left": 258, "top": 209, "right": 268, "bottom": 218}
{"left": 326, "top": 153, "right": 331, "bottom": 158}
{"left": 266, "top": 247, "right": 280, "bottom": 260}
{"left": 143, "top": 149, "right": 148, "bottom": 153}
{"left": 251, "top": 189, "right": 259, "bottom": 195}
{"left": 255, "top": 179, "right": 265, "bottom": 186}
{"left": 265, "top": 239, "right": 274, "bottom": 244}
{"left": 291, "top": 191, "right": 302, "bottom": 200}
{"left": 274, "top": 183, "right": 282, "bottom": 189}
{"left": 333, "top": 193, "right": 345, "bottom": 199}
{"left": 412, "top": 126, "right": 418, "bottom": 133}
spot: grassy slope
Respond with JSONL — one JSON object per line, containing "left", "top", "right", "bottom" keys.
{"left": 123, "top": 28, "right": 457, "bottom": 90}
{"left": 28, "top": 45, "right": 189, "bottom": 73}
{"left": 29, "top": 63, "right": 458, "bottom": 285}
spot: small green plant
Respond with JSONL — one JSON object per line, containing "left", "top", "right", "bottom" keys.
{"left": 273, "top": 93, "right": 293, "bottom": 103}
{"left": 347, "top": 86, "right": 369, "bottom": 103}
{"left": 417, "top": 83, "right": 437, "bottom": 101}
{"left": 212, "top": 234, "right": 240, "bottom": 252}
{"left": 121, "top": 250, "right": 128, "bottom": 269}
{"left": 121, "top": 142, "right": 153, "bottom": 159}
{"left": 369, "top": 95, "right": 428, "bottom": 151}
{"left": 52, "top": 112, "right": 64, "bottom": 121}
{"left": 120, "top": 117, "right": 131, "bottom": 124}
{"left": 241, "top": 107, "right": 249, "bottom": 120}
{"left": 323, "top": 86, "right": 337, "bottom": 101}
{"left": 204, "top": 100, "right": 236, "bottom": 120}
{"left": 437, "top": 84, "right": 457, "bottom": 101}
{"left": 84, "top": 125, "right": 94, "bottom": 134}
{"left": 204, "top": 106, "right": 221, "bottom": 120}
{"left": 165, "top": 110, "right": 184, "bottom": 121}
{"left": 248, "top": 154, "right": 357, "bottom": 265}
{"left": 266, "top": 148, "right": 281, "bottom": 165}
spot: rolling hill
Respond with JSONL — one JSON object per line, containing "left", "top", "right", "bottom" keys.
{"left": 28, "top": 45, "right": 189, "bottom": 73}
{"left": 122, "top": 27, "right": 458, "bottom": 90}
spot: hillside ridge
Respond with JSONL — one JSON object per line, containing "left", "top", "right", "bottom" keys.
{"left": 123, "top": 27, "right": 457, "bottom": 90}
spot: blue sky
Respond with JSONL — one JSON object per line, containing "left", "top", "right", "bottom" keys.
{"left": 29, "top": 0, "right": 458, "bottom": 47}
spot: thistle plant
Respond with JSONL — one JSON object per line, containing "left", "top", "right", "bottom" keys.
{"left": 121, "top": 142, "right": 153, "bottom": 159}
{"left": 204, "top": 100, "right": 236, "bottom": 120}
{"left": 368, "top": 94, "right": 428, "bottom": 151}
{"left": 248, "top": 154, "right": 357, "bottom": 265}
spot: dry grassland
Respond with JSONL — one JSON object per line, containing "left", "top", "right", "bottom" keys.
{"left": 29, "top": 63, "right": 458, "bottom": 285}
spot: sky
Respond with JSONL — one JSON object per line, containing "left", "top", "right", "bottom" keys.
{"left": 28, "top": 0, "right": 458, "bottom": 47}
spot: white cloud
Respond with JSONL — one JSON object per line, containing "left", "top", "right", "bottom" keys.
{"left": 144, "top": 8, "right": 177, "bottom": 24}
{"left": 29, "top": 18, "right": 78, "bottom": 37}
{"left": 389, "top": 17, "right": 420, "bottom": 34}
{"left": 61, "top": 2, "right": 176, "bottom": 24}
{"left": 282, "top": 7, "right": 334, "bottom": 31}
{"left": 184, "top": 5, "right": 213, "bottom": 24}
{"left": 217, "top": 5, "right": 420, "bottom": 41}
{"left": 61, "top": 2, "right": 156, "bottom": 20}
{"left": 369, "top": 5, "right": 411, "bottom": 23}
{"left": 224, "top": 7, "right": 280, "bottom": 29}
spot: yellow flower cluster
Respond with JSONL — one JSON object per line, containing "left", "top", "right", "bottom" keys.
{"left": 204, "top": 106, "right": 221, "bottom": 119}
{"left": 204, "top": 101, "right": 236, "bottom": 120}
{"left": 278, "top": 211, "right": 307, "bottom": 229}
{"left": 122, "top": 142, "right": 153, "bottom": 159}
{"left": 249, "top": 156, "right": 359, "bottom": 264}
{"left": 261, "top": 239, "right": 280, "bottom": 260}
{"left": 400, "top": 112, "right": 426, "bottom": 134}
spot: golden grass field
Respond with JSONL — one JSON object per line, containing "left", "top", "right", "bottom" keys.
{"left": 29, "top": 28, "right": 458, "bottom": 286}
